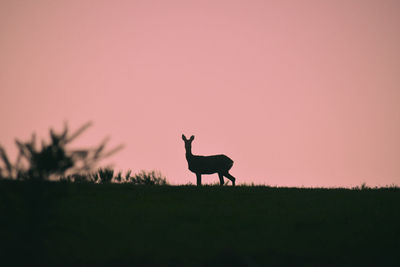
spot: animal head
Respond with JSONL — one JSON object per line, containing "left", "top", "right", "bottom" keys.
{"left": 182, "top": 134, "right": 194, "bottom": 150}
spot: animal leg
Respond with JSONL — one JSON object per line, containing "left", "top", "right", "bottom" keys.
{"left": 218, "top": 173, "right": 225, "bottom": 186}
{"left": 196, "top": 173, "right": 202, "bottom": 186}
{"left": 224, "top": 172, "right": 236, "bottom": 186}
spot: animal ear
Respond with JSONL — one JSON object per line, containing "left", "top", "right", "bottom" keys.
{"left": 182, "top": 134, "right": 187, "bottom": 141}
{"left": 190, "top": 135, "right": 194, "bottom": 141}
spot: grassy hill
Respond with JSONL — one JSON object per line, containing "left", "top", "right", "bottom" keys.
{"left": 1, "top": 180, "right": 399, "bottom": 266}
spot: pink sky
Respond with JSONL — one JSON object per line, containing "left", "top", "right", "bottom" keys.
{"left": 1, "top": 0, "right": 400, "bottom": 187}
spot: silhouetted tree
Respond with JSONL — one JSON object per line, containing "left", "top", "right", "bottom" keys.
{"left": 0, "top": 122, "right": 123, "bottom": 181}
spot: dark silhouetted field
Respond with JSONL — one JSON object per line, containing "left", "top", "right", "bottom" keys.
{"left": 1, "top": 180, "right": 399, "bottom": 266}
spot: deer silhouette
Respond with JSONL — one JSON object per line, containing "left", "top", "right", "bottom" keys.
{"left": 182, "top": 134, "right": 236, "bottom": 186}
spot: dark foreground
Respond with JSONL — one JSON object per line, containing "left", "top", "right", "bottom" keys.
{"left": 0, "top": 181, "right": 399, "bottom": 266}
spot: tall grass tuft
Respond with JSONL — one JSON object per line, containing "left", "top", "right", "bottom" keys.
{"left": 98, "top": 168, "right": 114, "bottom": 183}
{"left": 115, "top": 171, "right": 123, "bottom": 183}
{"left": 130, "top": 170, "right": 168, "bottom": 185}
{"left": 124, "top": 170, "right": 132, "bottom": 183}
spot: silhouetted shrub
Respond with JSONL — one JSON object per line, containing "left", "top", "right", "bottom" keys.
{"left": 0, "top": 122, "right": 123, "bottom": 181}
{"left": 130, "top": 170, "right": 168, "bottom": 185}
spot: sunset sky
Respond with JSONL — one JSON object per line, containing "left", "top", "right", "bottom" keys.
{"left": 1, "top": 0, "right": 399, "bottom": 187}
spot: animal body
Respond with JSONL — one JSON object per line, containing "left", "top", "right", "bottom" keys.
{"left": 182, "top": 134, "right": 236, "bottom": 186}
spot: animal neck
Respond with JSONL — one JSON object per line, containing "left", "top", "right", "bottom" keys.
{"left": 185, "top": 147, "right": 193, "bottom": 160}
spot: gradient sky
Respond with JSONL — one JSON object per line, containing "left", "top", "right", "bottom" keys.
{"left": 1, "top": 0, "right": 400, "bottom": 187}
